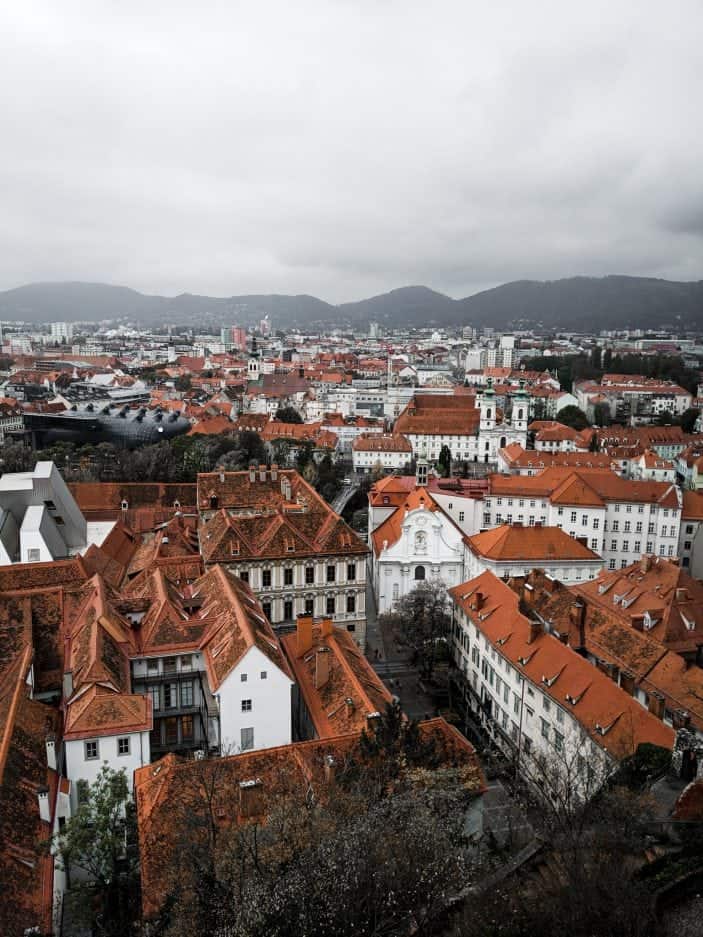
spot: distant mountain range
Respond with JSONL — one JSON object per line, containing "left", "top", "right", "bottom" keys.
{"left": 1, "top": 276, "right": 702, "bottom": 333}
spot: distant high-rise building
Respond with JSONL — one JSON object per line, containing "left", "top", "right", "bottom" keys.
{"left": 220, "top": 325, "right": 247, "bottom": 350}
{"left": 259, "top": 315, "right": 271, "bottom": 336}
{"left": 51, "top": 321, "right": 73, "bottom": 343}
{"left": 369, "top": 321, "right": 380, "bottom": 339}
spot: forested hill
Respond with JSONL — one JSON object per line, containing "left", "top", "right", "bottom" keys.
{"left": 1, "top": 275, "right": 701, "bottom": 330}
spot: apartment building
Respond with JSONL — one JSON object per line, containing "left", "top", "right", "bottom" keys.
{"left": 482, "top": 467, "right": 681, "bottom": 571}
{"left": 352, "top": 432, "right": 413, "bottom": 473}
{"left": 197, "top": 466, "right": 369, "bottom": 644}
{"left": 449, "top": 571, "right": 674, "bottom": 796}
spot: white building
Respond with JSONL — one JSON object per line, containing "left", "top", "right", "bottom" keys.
{"left": 464, "top": 524, "right": 604, "bottom": 583}
{"left": 51, "top": 321, "right": 74, "bottom": 342}
{"left": 449, "top": 571, "right": 674, "bottom": 798}
{"left": 352, "top": 433, "right": 413, "bottom": 474}
{"left": 483, "top": 468, "right": 682, "bottom": 572}
{"left": 371, "top": 487, "right": 466, "bottom": 613}
{"left": 0, "top": 461, "right": 111, "bottom": 565}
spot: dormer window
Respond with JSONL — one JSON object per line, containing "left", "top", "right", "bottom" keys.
{"left": 210, "top": 495, "right": 219, "bottom": 510}
{"left": 121, "top": 500, "right": 129, "bottom": 511}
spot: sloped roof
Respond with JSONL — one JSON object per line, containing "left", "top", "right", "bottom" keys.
{"left": 449, "top": 571, "right": 674, "bottom": 760}
{"left": 281, "top": 620, "right": 393, "bottom": 737}
{"left": 467, "top": 524, "right": 601, "bottom": 563}
{"left": 371, "top": 487, "right": 438, "bottom": 555}
{"left": 135, "top": 718, "right": 485, "bottom": 919}
{"left": 64, "top": 684, "right": 152, "bottom": 741}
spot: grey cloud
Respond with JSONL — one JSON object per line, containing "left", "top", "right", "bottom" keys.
{"left": 0, "top": 0, "right": 701, "bottom": 303}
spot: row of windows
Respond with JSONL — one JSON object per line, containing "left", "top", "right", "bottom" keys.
{"left": 239, "top": 563, "right": 358, "bottom": 587}
{"left": 85, "top": 737, "right": 131, "bottom": 759}
{"left": 260, "top": 594, "right": 358, "bottom": 620}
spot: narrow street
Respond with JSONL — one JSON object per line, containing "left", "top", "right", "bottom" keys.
{"left": 364, "top": 562, "right": 440, "bottom": 721}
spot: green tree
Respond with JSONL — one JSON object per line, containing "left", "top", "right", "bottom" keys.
{"left": 680, "top": 407, "right": 700, "bottom": 434}
{"left": 438, "top": 444, "right": 451, "bottom": 477}
{"left": 380, "top": 580, "right": 451, "bottom": 679}
{"left": 53, "top": 766, "right": 139, "bottom": 936}
{"left": 174, "top": 374, "right": 192, "bottom": 392}
{"left": 275, "top": 405, "right": 303, "bottom": 423}
{"left": 592, "top": 402, "right": 611, "bottom": 428}
{"left": 556, "top": 405, "right": 590, "bottom": 431}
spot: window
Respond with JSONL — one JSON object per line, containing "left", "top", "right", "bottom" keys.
{"left": 239, "top": 569, "right": 249, "bottom": 583}
{"left": 646, "top": 541, "right": 653, "bottom": 553}
{"left": 181, "top": 715, "right": 194, "bottom": 741}
{"left": 284, "top": 567, "right": 293, "bottom": 585}
{"left": 609, "top": 559, "right": 616, "bottom": 569}
{"left": 163, "top": 657, "right": 177, "bottom": 675}
{"left": 262, "top": 569, "right": 272, "bottom": 587}
{"left": 610, "top": 539, "right": 617, "bottom": 551}
{"left": 85, "top": 740, "right": 99, "bottom": 760}
{"left": 284, "top": 599, "right": 294, "bottom": 620}
{"left": 241, "top": 673, "right": 248, "bottom": 682}
{"left": 305, "top": 566, "right": 315, "bottom": 584}
{"left": 554, "top": 730, "right": 564, "bottom": 752}
{"left": 624, "top": 521, "right": 631, "bottom": 533}
{"left": 570, "top": 511, "right": 577, "bottom": 523}
{"left": 581, "top": 514, "right": 588, "bottom": 526}
{"left": 260, "top": 671, "right": 267, "bottom": 680}
{"left": 542, "top": 696, "right": 551, "bottom": 712}
{"left": 147, "top": 659, "right": 159, "bottom": 675}
{"left": 540, "top": 718, "right": 550, "bottom": 739}
{"left": 180, "top": 681, "right": 194, "bottom": 707}
{"left": 180, "top": 655, "right": 193, "bottom": 671}
{"left": 149, "top": 685, "right": 160, "bottom": 712}
{"left": 241, "top": 699, "right": 252, "bottom": 712}
{"left": 118, "top": 737, "right": 130, "bottom": 756}
{"left": 634, "top": 541, "right": 641, "bottom": 553}
{"left": 593, "top": 518, "right": 599, "bottom": 530}
{"left": 27, "top": 548, "right": 40, "bottom": 562}
{"left": 262, "top": 601, "right": 272, "bottom": 619}
{"left": 326, "top": 565, "right": 336, "bottom": 582}
{"left": 326, "top": 596, "right": 336, "bottom": 615}
{"left": 622, "top": 540, "right": 629, "bottom": 552}
{"left": 591, "top": 538, "right": 598, "bottom": 549}
{"left": 636, "top": 522, "right": 642, "bottom": 533}
{"left": 346, "top": 594, "right": 356, "bottom": 613}
{"left": 163, "top": 683, "right": 177, "bottom": 708}
{"left": 687, "top": 524, "right": 694, "bottom": 535}
{"left": 459, "top": 511, "right": 465, "bottom": 522}
{"left": 305, "top": 597, "right": 314, "bottom": 614}
{"left": 347, "top": 563, "right": 356, "bottom": 580}
{"left": 414, "top": 565, "right": 426, "bottom": 580}
{"left": 612, "top": 521, "right": 619, "bottom": 532}
{"left": 241, "top": 727, "right": 254, "bottom": 751}
{"left": 555, "top": 706, "right": 564, "bottom": 725}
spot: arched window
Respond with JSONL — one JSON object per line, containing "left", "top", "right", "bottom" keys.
{"left": 486, "top": 408, "right": 492, "bottom": 419}
{"left": 518, "top": 408, "right": 524, "bottom": 420}
{"left": 414, "top": 565, "right": 426, "bottom": 581}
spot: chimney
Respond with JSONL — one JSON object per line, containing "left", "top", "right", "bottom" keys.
{"left": 249, "top": 463, "right": 256, "bottom": 483}
{"left": 63, "top": 670, "right": 73, "bottom": 700}
{"left": 259, "top": 464, "right": 267, "bottom": 482}
{"left": 522, "top": 582, "right": 535, "bottom": 605}
{"left": 45, "top": 734, "right": 57, "bottom": 771}
{"left": 640, "top": 555, "right": 652, "bottom": 573}
{"left": 37, "top": 787, "right": 51, "bottom": 823}
{"left": 324, "top": 754, "right": 336, "bottom": 785}
{"left": 620, "top": 671, "right": 636, "bottom": 696}
{"left": 270, "top": 463, "right": 278, "bottom": 481}
{"left": 320, "top": 617, "right": 333, "bottom": 638}
{"left": 673, "top": 709, "right": 691, "bottom": 730}
{"left": 314, "top": 647, "right": 331, "bottom": 689}
{"left": 527, "top": 619, "right": 542, "bottom": 644}
{"left": 470, "top": 592, "right": 485, "bottom": 613}
{"left": 648, "top": 693, "right": 665, "bottom": 720}
{"left": 299, "top": 366, "right": 304, "bottom": 378}
{"left": 219, "top": 470, "right": 225, "bottom": 483}
{"left": 238, "top": 778, "right": 263, "bottom": 818}
{"left": 296, "top": 614, "right": 314, "bottom": 655}
{"left": 569, "top": 601, "right": 586, "bottom": 648}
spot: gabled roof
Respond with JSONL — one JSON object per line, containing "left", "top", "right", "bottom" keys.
{"left": 281, "top": 619, "right": 393, "bottom": 737}
{"left": 135, "top": 718, "right": 485, "bottom": 920}
{"left": 449, "top": 571, "right": 674, "bottom": 760}
{"left": 371, "top": 487, "right": 438, "bottom": 555}
{"left": 0, "top": 648, "right": 61, "bottom": 937}
{"left": 196, "top": 566, "right": 293, "bottom": 690}
{"left": 467, "top": 524, "right": 601, "bottom": 563}
{"left": 64, "top": 684, "right": 152, "bottom": 741}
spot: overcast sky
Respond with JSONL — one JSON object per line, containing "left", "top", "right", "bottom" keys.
{"left": 1, "top": 1, "right": 702, "bottom": 302}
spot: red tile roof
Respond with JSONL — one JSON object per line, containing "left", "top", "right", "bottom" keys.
{"left": 467, "top": 524, "right": 601, "bottom": 562}
{"left": 450, "top": 571, "right": 674, "bottom": 760}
